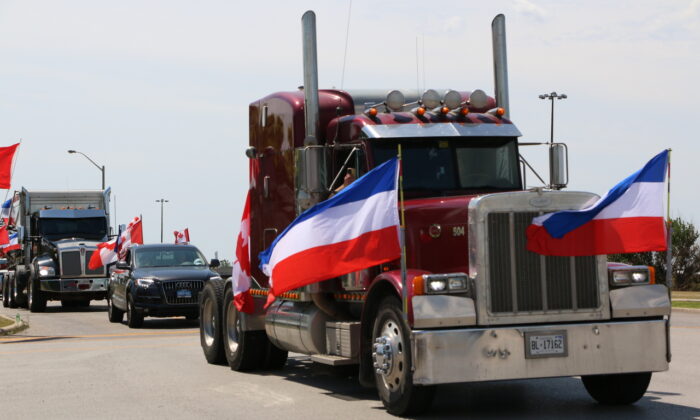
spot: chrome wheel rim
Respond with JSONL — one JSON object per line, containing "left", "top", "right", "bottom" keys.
{"left": 373, "top": 317, "right": 406, "bottom": 392}
{"left": 202, "top": 296, "right": 216, "bottom": 347}
{"left": 225, "top": 300, "right": 240, "bottom": 354}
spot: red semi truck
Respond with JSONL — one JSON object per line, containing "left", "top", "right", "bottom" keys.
{"left": 199, "top": 11, "right": 670, "bottom": 416}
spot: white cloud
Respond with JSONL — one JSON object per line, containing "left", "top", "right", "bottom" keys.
{"left": 513, "top": 0, "right": 548, "bottom": 21}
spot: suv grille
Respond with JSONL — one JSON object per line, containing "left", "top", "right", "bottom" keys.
{"left": 162, "top": 280, "right": 204, "bottom": 305}
{"left": 487, "top": 212, "right": 599, "bottom": 314}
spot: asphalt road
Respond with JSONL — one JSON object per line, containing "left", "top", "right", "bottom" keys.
{"left": 1, "top": 302, "right": 699, "bottom": 419}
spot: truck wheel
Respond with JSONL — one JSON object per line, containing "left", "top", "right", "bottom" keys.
{"left": 15, "top": 266, "right": 28, "bottom": 308}
{"left": 372, "top": 296, "right": 434, "bottom": 416}
{"left": 126, "top": 294, "right": 144, "bottom": 328}
{"left": 27, "top": 274, "right": 47, "bottom": 313}
{"left": 582, "top": 372, "right": 652, "bottom": 404}
{"left": 107, "top": 294, "right": 124, "bottom": 323}
{"left": 9, "top": 275, "right": 18, "bottom": 308}
{"left": 2, "top": 277, "right": 9, "bottom": 308}
{"left": 263, "top": 339, "right": 288, "bottom": 370}
{"left": 222, "top": 287, "right": 265, "bottom": 371}
{"left": 199, "top": 278, "right": 226, "bottom": 364}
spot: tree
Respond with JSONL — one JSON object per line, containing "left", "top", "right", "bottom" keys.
{"left": 609, "top": 217, "right": 700, "bottom": 290}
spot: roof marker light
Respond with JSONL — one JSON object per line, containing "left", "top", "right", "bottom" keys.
{"left": 459, "top": 107, "right": 469, "bottom": 116}
{"left": 440, "top": 106, "right": 450, "bottom": 115}
{"left": 415, "top": 107, "right": 426, "bottom": 116}
{"left": 495, "top": 107, "right": 505, "bottom": 117}
{"left": 367, "top": 107, "right": 378, "bottom": 117}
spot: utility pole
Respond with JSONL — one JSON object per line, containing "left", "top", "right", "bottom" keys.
{"left": 155, "top": 198, "right": 169, "bottom": 243}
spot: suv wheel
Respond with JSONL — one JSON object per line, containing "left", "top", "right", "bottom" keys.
{"left": 126, "top": 294, "right": 144, "bottom": 328}
{"left": 107, "top": 294, "right": 124, "bottom": 323}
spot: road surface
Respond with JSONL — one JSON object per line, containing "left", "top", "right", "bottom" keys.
{"left": 1, "top": 302, "right": 698, "bottom": 419}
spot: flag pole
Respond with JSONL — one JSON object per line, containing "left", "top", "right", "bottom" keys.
{"left": 665, "top": 149, "right": 672, "bottom": 290}
{"left": 397, "top": 145, "right": 408, "bottom": 321}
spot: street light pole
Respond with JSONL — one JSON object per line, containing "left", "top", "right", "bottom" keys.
{"left": 155, "top": 199, "right": 169, "bottom": 243}
{"left": 67, "top": 150, "right": 106, "bottom": 190}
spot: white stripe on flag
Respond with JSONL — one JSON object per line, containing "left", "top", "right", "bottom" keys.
{"left": 593, "top": 182, "right": 664, "bottom": 220}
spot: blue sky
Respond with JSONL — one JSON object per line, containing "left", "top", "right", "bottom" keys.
{"left": 0, "top": 0, "right": 698, "bottom": 259}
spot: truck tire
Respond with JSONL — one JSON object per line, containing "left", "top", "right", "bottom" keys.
{"left": 27, "top": 271, "right": 47, "bottom": 313}
{"left": 15, "top": 266, "right": 28, "bottom": 308}
{"left": 582, "top": 372, "right": 652, "bottom": 405}
{"left": 372, "top": 296, "right": 434, "bottom": 416}
{"left": 199, "top": 278, "right": 226, "bottom": 364}
{"left": 2, "top": 276, "right": 9, "bottom": 307}
{"left": 263, "top": 339, "right": 288, "bottom": 370}
{"left": 222, "top": 287, "right": 266, "bottom": 371}
{"left": 126, "top": 293, "right": 144, "bottom": 328}
{"left": 9, "top": 274, "right": 18, "bottom": 308}
{"left": 107, "top": 294, "right": 124, "bottom": 323}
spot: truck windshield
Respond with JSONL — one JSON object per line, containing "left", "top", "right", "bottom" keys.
{"left": 134, "top": 248, "right": 208, "bottom": 268}
{"left": 39, "top": 217, "right": 108, "bottom": 241}
{"left": 371, "top": 137, "right": 521, "bottom": 197}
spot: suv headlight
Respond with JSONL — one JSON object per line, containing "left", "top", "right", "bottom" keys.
{"left": 38, "top": 265, "right": 55, "bottom": 277}
{"left": 608, "top": 266, "right": 654, "bottom": 286}
{"left": 135, "top": 278, "right": 155, "bottom": 288}
{"left": 414, "top": 273, "right": 471, "bottom": 295}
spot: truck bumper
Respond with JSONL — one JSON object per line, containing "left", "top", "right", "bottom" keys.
{"left": 411, "top": 319, "right": 669, "bottom": 385}
{"left": 39, "top": 278, "right": 109, "bottom": 299}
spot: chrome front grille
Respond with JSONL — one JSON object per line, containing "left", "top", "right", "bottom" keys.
{"left": 60, "top": 249, "right": 106, "bottom": 278}
{"left": 162, "top": 280, "right": 204, "bottom": 305}
{"left": 487, "top": 212, "right": 599, "bottom": 314}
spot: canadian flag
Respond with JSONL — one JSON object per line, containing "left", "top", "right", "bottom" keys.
{"left": 88, "top": 238, "right": 118, "bottom": 270}
{"left": 0, "top": 225, "right": 10, "bottom": 247}
{"left": 174, "top": 228, "right": 190, "bottom": 244}
{"left": 118, "top": 216, "right": 144, "bottom": 259}
{"left": 232, "top": 192, "right": 254, "bottom": 313}
{"left": 0, "top": 143, "right": 19, "bottom": 190}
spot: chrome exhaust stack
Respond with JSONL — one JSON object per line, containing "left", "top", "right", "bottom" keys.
{"left": 301, "top": 10, "right": 320, "bottom": 145}
{"left": 491, "top": 14, "right": 510, "bottom": 119}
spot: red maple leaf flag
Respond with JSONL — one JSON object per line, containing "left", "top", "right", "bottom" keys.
{"left": 0, "top": 143, "right": 19, "bottom": 189}
{"left": 88, "top": 239, "right": 118, "bottom": 270}
{"left": 174, "top": 228, "right": 190, "bottom": 244}
{"left": 117, "top": 216, "right": 144, "bottom": 259}
{"left": 232, "top": 191, "right": 254, "bottom": 314}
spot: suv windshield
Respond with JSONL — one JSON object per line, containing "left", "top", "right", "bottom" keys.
{"left": 134, "top": 248, "right": 208, "bottom": 268}
{"left": 38, "top": 217, "right": 108, "bottom": 241}
{"left": 371, "top": 137, "right": 521, "bottom": 197}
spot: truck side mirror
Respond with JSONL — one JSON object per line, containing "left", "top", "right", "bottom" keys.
{"left": 549, "top": 143, "right": 568, "bottom": 189}
{"left": 209, "top": 259, "right": 220, "bottom": 268}
{"left": 116, "top": 261, "right": 130, "bottom": 270}
{"left": 295, "top": 146, "right": 328, "bottom": 214}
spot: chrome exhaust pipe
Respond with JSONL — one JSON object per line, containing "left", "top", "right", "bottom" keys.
{"left": 491, "top": 14, "right": 510, "bottom": 119}
{"left": 301, "top": 10, "right": 320, "bottom": 145}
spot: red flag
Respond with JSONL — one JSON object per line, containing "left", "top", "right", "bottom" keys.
{"left": 117, "top": 216, "right": 144, "bottom": 259}
{"left": 0, "top": 144, "right": 19, "bottom": 189}
{"left": 0, "top": 225, "right": 9, "bottom": 246}
{"left": 174, "top": 228, "right": 190, "bottom": 244}
{"left": 232, "top": 192, "right": 254, "bottom": 313}
{"left": 88, "top": 239, "right": 117, "bottom": 269}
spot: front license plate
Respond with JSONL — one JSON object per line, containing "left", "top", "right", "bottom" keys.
{"left": 524, "top": 330, "right": 568, "bottom": 359}
{"left": 176, "top": 289, "right": 192, "bottom": 299}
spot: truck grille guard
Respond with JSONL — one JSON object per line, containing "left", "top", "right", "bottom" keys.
{"left": 468, "top": 191, "right": 610, "bottom": 325}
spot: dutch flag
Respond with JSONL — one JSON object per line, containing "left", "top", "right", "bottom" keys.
{"left": 259, "top": 158, "right": 401, "bottom": 301}
{"left": 526, "top": 150, "right": 669, "bottom": 256}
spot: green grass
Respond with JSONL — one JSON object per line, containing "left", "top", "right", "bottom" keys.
{"left": 672, "top": 291, "right": 700, "bottom": 300}
{"left": 0, "top": 316, "right": 13, "bottom": 329}
{"left": 672, "top": 301, "right": 700, "bottom": 309}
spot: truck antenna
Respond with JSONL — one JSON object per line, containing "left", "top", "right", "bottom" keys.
{"left": 340, "top": 0, "right": 353, "bottom": 89}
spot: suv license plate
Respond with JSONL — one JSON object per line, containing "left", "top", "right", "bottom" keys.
{"left": 524, "top": 331, "right": 568, "bottom": 359}
{"left": 176, "top": 289, "right": 192, "bottom": 299}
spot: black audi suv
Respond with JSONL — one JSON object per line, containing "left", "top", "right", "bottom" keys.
{"left": 107, "top": 244, "right": 221, "bottom": 328}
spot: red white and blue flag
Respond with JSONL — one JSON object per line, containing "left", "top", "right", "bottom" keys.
{"left": 0, "top": 199, "right": 10, "bottom": 225}
{"left": 526, "top": 150, "right": 669, "bottom": 256}
{"left": 2, "top": 231, "right": 20, "bottom": 252}
{"left": 259, "top": 158, "right": 401, "bottom": 303}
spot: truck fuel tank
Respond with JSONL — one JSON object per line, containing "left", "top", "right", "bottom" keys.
{"left": 265, "top": 300, "right": 331, "bottom": 355}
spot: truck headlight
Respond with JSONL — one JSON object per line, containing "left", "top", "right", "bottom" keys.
{"left": 39, "top": 266, "right": 55, "bottom": 277}
{"left": 416, "top": 273, "right": 470, "bottom": 295}
{"left": 135, "top": 278, "right": 155, "bottom": 288}
{"left": 608, "top": 266, "right": 653, "bottom": 286}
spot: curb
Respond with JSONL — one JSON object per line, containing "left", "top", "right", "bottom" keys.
{"left": 0, "top": 314, "right": 28, "bottom": 335}
{"left": 672, "top": 307, "right": 700, "bottom": 314}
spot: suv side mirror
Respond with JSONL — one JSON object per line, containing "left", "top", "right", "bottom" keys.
{"left": 116, "top": 261, "right": 130, "bottom": 270}
{"left": 209, "top": 259, "right": 220, "bottom": 268}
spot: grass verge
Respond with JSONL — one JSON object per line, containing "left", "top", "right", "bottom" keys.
{"left": 672, "top": 291, "right": 700, "bottom": 300}
{"left": 672, "top": 301, "right": 700, "bottom": 309}
{"left": 0, "top": 316, "right": 14, "bottom": 329}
